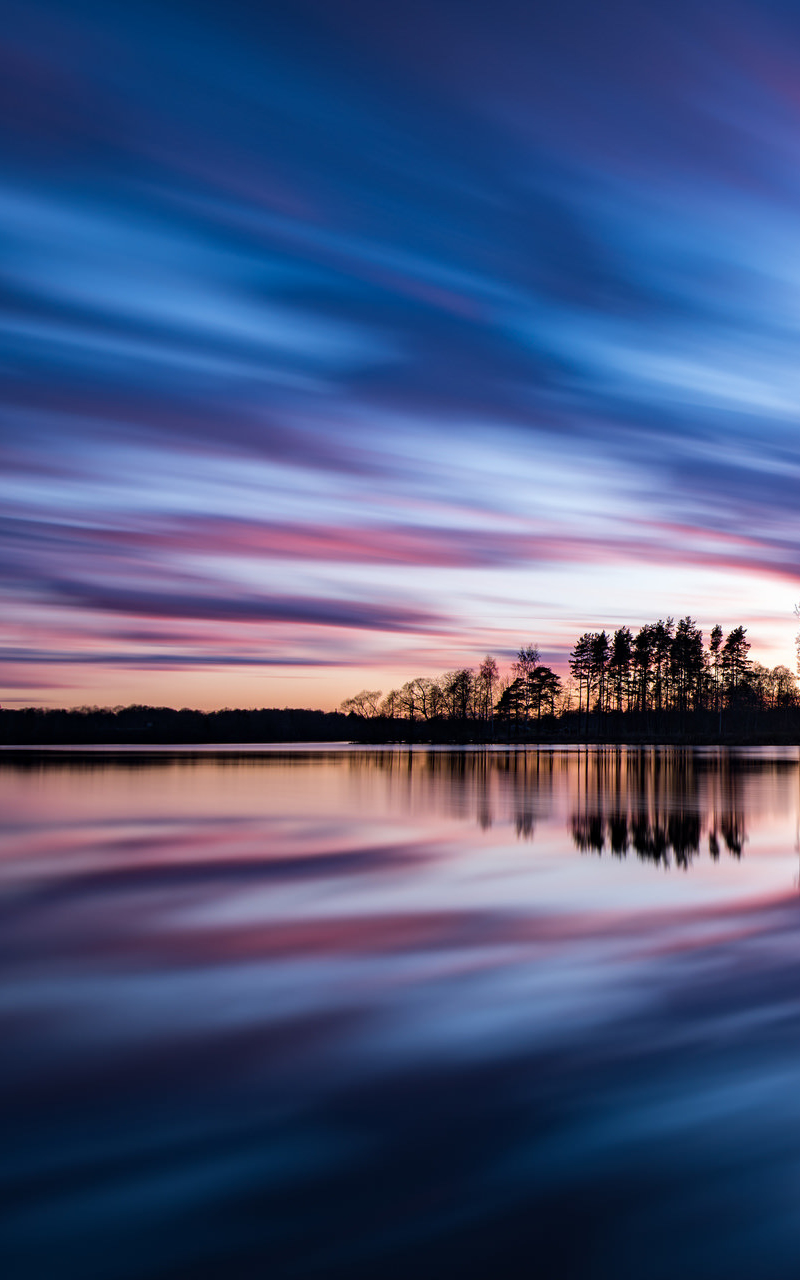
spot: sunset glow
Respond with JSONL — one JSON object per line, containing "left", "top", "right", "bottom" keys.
{"left": 3, "top": 1, "right": 800, "bottom": 708}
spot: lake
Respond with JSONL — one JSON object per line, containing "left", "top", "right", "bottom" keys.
{"left": 3, "top": 745, "right": 800, "bottom": 1278}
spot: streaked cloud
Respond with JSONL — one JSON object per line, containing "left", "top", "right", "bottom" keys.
{"left": 3, "top": 0, "right": 800, "bottom": 704}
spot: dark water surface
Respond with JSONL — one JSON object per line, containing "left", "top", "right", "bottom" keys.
{"left": 3, "top": 746, "right": 800, "bottom": 1279}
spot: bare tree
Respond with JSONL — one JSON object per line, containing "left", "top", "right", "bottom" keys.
{"left": 340, "top": 690, "right": 383, "bottom": 717}
{"left": 379, "top": 690, "right": 402, "bottom": 718}
{"left": 477, "top": 655, "right": 499, "bottom": 726}
{"left": 772, "top": 665, "right": 798, "bottom": 707}
{"left": 513, "top": 644, "right": 540, "bottom": 723}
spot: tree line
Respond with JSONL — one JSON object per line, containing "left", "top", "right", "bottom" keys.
{"left": 341, "top": 617, "right": 799, "bottom": 739}
{"left": 1, "top": 617, "right": 796, "bottom": 746}
{"left": 565, "top": 620, "right": 794, "bottom": 724}
{"left": 0, "top": 705, "right": 353, "bottom": 746}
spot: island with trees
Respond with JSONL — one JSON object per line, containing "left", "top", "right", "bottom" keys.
{"left": 340, "top": 617, "right": 800, "bottom": 743}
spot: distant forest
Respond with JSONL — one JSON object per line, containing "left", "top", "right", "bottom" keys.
{"left": 0, "top": 705, "right": 352, "bottom": 747}
{"left": 1, "top": 617, "right": 798, "bottom": 746}
{"left": 340, "top": 617, "right": 800, "bottom": 743}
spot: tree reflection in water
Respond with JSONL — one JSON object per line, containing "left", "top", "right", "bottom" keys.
{"left": 329, "top": 744, "right": 787, "bottom": 861}
{"left": 8, "top": 743, "right": 784, "bottom": 867}
{"left": 335, "top": 744, "right": 791, "bottom": 864}
{"left": 3, "top": 745, "right": 800, "bottom": 1280}
{"left": 569, "top": 748, "right": 753, "bottom": 867}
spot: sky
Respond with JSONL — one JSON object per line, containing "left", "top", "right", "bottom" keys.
{"left": 3, "top": 0, "right": 800, "bottom": 710}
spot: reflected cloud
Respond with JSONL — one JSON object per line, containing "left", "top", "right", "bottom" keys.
{"left": 2, "top": 747, "right": 800, "bottom": 1276}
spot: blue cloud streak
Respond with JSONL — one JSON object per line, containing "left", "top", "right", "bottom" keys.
{"left": 3, "top": 0, "right": 800, "bottom": 701}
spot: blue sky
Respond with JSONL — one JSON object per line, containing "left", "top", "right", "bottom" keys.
{"left": 2, "top": 0, "right": 799, "bottom": 707}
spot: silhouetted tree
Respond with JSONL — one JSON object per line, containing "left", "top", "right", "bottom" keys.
{"left": 671, "top": 616, "right": 704, "bottom": 713}
{"left": 476, "top": 655, "right": 499, "bottom": 724}
{"left": 632, "top": 624, "right": 655, "bottom": 713}
{"left": 722, "top": 626, "right": 751, "bottom": 705}
{"left": 341, "top": 690, "right": 383, "bottom": 717}
{"left": 379, "top": 689, "right": 402, "bottom": 718}
{"left": 495, "top": 677, "right": 525, "bottom": 733}
{"left": 709, "top": 624, "right": 723, "bottom": 712}
{"left": 748, "top": 663, "right": 771, "bottom": 707}
{"left": 652, "top": 618, "right": 674, "bottom": 712}
{"left": 529, "top": 665, "right": 561, "bottom": 723}
{"left": 513, "top": 644, "right": 540, "bottom": 722}
{"left": 590, "top": 631, "right": 611, "bottom": 713}
{"left": 569, "top": 634, "right": 593, "bottom": 731}
{"left": 442, "top": 668, "right": 474, "bottom": 720}
{"left": 771, "top": 664, "right": 798, "bottom": 707}
{"left": 609, "top": 627, "right": 633, "bottom": 712}
{"left": 398, "top": 680, "right": 420, "bottom": 721}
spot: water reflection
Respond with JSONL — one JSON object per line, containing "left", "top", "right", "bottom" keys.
{"left": 1, "top": 747, "right": 800, "bottom": 1279}
{"left": 567, "top": 750, "right": 752, "bottom": 866}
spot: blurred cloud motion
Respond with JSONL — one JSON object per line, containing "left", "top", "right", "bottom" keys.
{"left": 3, "top": 0, "right": 800, "bottom": 706}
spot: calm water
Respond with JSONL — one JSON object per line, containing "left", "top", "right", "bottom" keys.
{"left": 3, "top": 746, "right": 800, "bottom": 1279}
